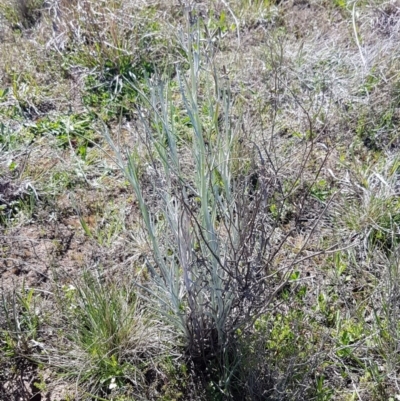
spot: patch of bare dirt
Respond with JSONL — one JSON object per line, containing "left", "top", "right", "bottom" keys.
{"left": 0, "top": 363, "right": 41, "bottom": 401}
{"left": 0, "top": 223, "right": 86, "bottom": 290}
{"left": 1, "top": 183, "right": 142, "bottom": 292}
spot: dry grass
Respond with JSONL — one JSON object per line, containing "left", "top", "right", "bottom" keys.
{"left": 1, "top": 0, "right": 400, "bottom": 400}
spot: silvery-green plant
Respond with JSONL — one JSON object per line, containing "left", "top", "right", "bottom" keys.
{"left": 101, "top": 11, "right": 326, "bottom": 397}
